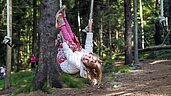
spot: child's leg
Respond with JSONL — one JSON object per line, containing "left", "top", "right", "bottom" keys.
{"left": 57, "top": 14, "right": 73, "bottom": 42}
{"left": 63, "top": 17, "right": 75, "bottom": 40}
{"left": 56, "top": 9, "right": 81, "bottom": 51}
{"left": 63, "top": 17, "right": 82, "bottom": 51}
{"left": 60, "top": 25, "right": 72, "bottom": 41}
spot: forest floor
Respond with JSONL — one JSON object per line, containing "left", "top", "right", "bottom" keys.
{"left": 2, "top": 59, "right": 171, "bottom": 96}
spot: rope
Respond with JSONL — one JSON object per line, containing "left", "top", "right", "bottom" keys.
{"left": 89, "top": 0, "right": 94, "bottom": 19}
{"left": 59, "top": 0, "right": 62, "bottom": 8}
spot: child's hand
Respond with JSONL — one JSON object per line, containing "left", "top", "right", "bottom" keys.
{"left": 88, "top": 19, "right": 93, "bottom": 32}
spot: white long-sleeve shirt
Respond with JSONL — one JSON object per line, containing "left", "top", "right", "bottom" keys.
{"left": 60, "top": 33, "right": 93, "bottom": 78}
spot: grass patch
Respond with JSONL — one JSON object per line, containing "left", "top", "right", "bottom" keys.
{"left": 103, "top": 61, "right": 130, "bottom": 73}
{"left": 60, "top": 73, "right": 87, "bottom": 88}
{"left": 11, "top": 70, "right": 36, "bottom": 95}
{"left": 0, "top": 70, "right": 88, "bottom": 95}
{"left": 0, "top": 79, "right": 4, "bottom": 89}
{"left": 0, "top": 70, "right": 36, "bottom": 95}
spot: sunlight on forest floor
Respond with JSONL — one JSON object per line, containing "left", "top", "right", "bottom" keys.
{"left": 114, "top": 61, "right": 125, "bottom": 66}
{"left": 149, "top": 59, "right": 171, "bottom": 65}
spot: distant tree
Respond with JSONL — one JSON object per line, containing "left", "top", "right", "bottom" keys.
{"left": 32, "top": 0, "right": 37, "bottom": 55}
{"left": 5, "top": 0, "right": 12, "bottom": 89}
{"left": 34, "top": 0, "right": 63, "bottom": 89}
{"left": 167, "top": 0, "right": 171, "bottom": 44}
{"left": 154, "top": 0, "right": 162, "bottom": 45}
{"left": 124, "top": 0, "right": 132, "bottom": 65}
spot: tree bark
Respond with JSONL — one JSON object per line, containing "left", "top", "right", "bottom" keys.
{"left": 34, "top": 0, "right": 63, "bottom": 89}
{"left": 134, "top": 0, "right": 139, "bottom": 64}
{"left": 5, "top": 0, "right": 12, "bottom": 89}
{"left": 124, "top": 0, "right": 132, "bottom": 65}
{"left": 32, "top": 0, "right": 37, "bottom": 68}
{"left": 168, "top": 0, "right": 171, "bottom": 44}
{"left": 154, "top": 21, "right": 162, "bottom": 45}
{"left": 140, "top": 0, "right": 144, "bottom": 49}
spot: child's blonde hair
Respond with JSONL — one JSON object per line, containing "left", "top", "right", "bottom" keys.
{"left": 85, "top": 53, "right": 102, "bottom": 86}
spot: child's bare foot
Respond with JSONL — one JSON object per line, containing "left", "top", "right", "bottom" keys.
{"left": 56, "top": 5, "right": 66, "bottom": 28}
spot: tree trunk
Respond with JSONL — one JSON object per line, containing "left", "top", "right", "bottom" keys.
{"left": 140, "top": 0, "right": 144, "bottom": 49}
{"left": 134, "top": 0, "right": 139, "bottom": 64}
{"left": 169, "top": 0, "right": 171, "bottom": 44}
{"left": 31, "top": 0, "right": 38, "bottom": 68}
{"left": 77, "top": 1, "right": 82, "bottom": 44}
{"left": 34, "top": 0, "right": 63, "bottom": 89}
{"left": 99, "top": 18, "right": 103, "bottom": 57}
{"left": 124, "top": 0, "right": 132, "bottom": 65}
{"left": 5, "top": 0, "right": 12, "bottom": 89}
{"left": 154, "top": 21, "right": 162, "bottom": 45}
{"left": 154, "top": 0, "right": 161, "bottom": 45}
{"left": 32, "top": 0, "right": 37, "bottom": 53}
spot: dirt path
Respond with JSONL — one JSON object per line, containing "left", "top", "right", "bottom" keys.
{"left": 11, "top": 59, "right": 171, "bottom": 96}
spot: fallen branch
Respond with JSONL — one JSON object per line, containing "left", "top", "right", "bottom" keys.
{"left": 116, "top": 45, "right": 171, "bottom": 56}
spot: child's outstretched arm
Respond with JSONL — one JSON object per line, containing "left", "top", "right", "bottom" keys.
{"left": 88, "top": 19, "right": 93, "bottom": 33}
{"left": 85, "top": 19, "right": 93, "bottom": 52}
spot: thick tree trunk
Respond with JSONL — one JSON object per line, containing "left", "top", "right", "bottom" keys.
{"left": 124, "top": 0, "right": 132, "bottom": 65}
{"left": 34, "top": 0, "right": 63, "bottom": 89}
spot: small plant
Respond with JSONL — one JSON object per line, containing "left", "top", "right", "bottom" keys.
{"left": 42, "top": 82, "right": 57, "bottom": 94}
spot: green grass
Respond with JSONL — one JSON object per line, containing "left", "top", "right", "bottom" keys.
{"left": 0, "top": 79, "right": 4, "bottom": 89}
{"left": 0, "top": 70, "right": 36, "bottom": 95}
{"left": 60, "top": 73, "right": 87, "bottom": 88}
{"left": 0, "top": 71, "right": 35, "bottom": 89}
{"left": 0, "top": 70, "right": 87, "bottom": 94}
{"left": 11, "top": 71, "right": 36, "bottom": 94}
{"left": 103, "top": 61, "right": 131, "bottom": 73}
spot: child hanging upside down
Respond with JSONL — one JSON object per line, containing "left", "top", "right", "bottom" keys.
{"left": 55, "top": 6, "right": 102, "bottom": 86}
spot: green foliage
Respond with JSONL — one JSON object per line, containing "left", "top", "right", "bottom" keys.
{"left": 13, "top": 82, "right": 36, "bottom": 95}
{"left": 102, "top": 53, "right": 130, "bottom": 73}
{"left": 155, "top": 50, "right": 171, "bottom": 59}
{"left": 112, "top": 38, "right": 125, "bottom": 53}
{"left": 60, "top": 73, "right": 87, "bottom": 88}
{"left": 103, "top": 62, "right": 130, "bottom": 73}
{"left": 0, "top": 79, "right": 4, "bottom": 89}
{"left": 0, "top": 70, "right": 88, "bottom": 94}
{"left": 1, "top": 71, "right": 36, "bottom": 95}
{"left": 42, "top": 82, "right": 57, "bottom": 94}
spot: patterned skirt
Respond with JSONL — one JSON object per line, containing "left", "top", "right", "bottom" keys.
{"left": 56, "top": 40, "right": 81, "bottom": 64}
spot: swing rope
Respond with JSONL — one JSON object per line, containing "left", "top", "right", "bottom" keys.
{"left": 89, "top": 0, "right": 94, "bottom": 20}
{"left": 59, "top": 0, "right": 62, "bottom": 8}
